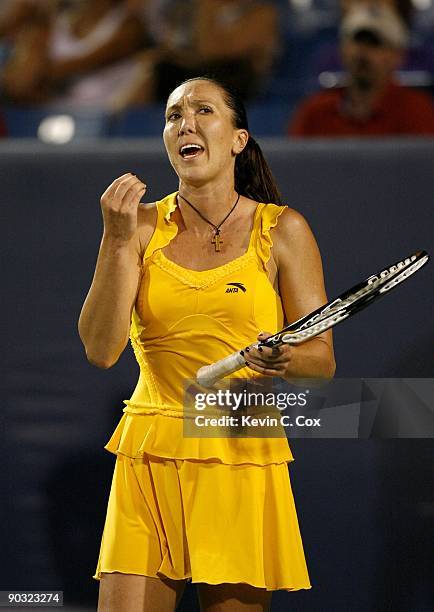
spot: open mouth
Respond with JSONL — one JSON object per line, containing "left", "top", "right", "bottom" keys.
{"left": 179, "top": 144, "right": 205, "bottom": 159}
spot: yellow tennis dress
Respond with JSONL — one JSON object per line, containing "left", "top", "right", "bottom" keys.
{"left": 93, "top": 193, "right": 312, "bottom": 591}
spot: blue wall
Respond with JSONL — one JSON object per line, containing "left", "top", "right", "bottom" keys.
{"left": 2, "top": 139, "right": 433, "bottom": 611}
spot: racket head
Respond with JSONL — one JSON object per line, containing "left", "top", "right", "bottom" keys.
{"left": 263, "top": 250, "right": 429, "bottom": 348}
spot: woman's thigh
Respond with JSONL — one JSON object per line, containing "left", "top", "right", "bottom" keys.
{"left": 197, "top": 582, "right": 272, "bottom": 612}
{"left": 98, "top": 572, "right": 187, "bottom": 612}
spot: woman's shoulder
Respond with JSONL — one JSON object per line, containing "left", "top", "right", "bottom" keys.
{"left": 137, "top": 201, "right": 158, "bottom": 257}
{"left": 260, "top": 203, "right": 308, "bottom": 233}
{"left": 271, "top": 205, "right": 309, "bottom": 234}
{"left": 138, "top": 201, "right": 158, "bottom": 226}
{"left": 269, "top": 205, "right": 317, "bottom": 263}
{"left": 138, "top": 192, "right": 177, "bottom": 227}
{"left": 136, "top": 192, "right": 178, "bottom": 256}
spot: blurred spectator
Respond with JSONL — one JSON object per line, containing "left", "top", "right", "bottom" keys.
{"left": 288, "top": 4, "right": 434, "bottom": 137}
{"left": 0, "top": 2, "right": 37, "bottom": 133}
{"left": 0, "top": 1, "right": 54, "bottom": 104}
{"left": 0, "top": 1, "right": 56, "bottom": 38}
{"left": 124, "top": 0, "right": 168, "bottom": 45}
{"left": 0, "top": 112, "right": 6, "bottom": 136}
{"left": 310, "top": 0, "right": 434, "bottom": 84}
{"left": 111, "top": 0, "right": 279, "bottom": 109}
{"left": 1, "top": 0, "right": 149, "bottom": 109}
{"left": 341, "top": 0, "right": 414, "bottom": 26}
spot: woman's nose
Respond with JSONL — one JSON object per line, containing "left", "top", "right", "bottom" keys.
{"left": 179, "top": 113, "right": 196, "bottom": 135}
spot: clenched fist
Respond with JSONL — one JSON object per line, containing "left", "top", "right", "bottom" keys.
{"left": 100, "top": 173, "right": 147, "bottom": 243}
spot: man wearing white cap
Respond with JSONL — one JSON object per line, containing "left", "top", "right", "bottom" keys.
{"left": 288, "top": 4, "right": 434, "bottom": 137}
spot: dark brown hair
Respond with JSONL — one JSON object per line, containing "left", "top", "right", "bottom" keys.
{"left": 173, "top": 76, "right": 283, "bottom": 205}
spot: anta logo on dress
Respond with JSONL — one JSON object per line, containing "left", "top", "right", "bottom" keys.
{"left": 225, "top": 282, "right": 247, "bottom": 293}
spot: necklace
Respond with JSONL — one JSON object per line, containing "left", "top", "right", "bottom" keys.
{"left": 178, "top": 192, "right": 241, "bottom": 252}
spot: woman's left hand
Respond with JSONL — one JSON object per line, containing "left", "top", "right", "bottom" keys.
{"left": 243, "top": 331, "right": 292, "bottom": 377}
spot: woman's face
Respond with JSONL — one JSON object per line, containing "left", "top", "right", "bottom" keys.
{"left": 163, "top": 80, "right": 248, "bottom": 187}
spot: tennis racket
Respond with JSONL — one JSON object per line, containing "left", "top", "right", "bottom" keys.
{"left": 196, "top": 250, "right": 429, "bottom": 387}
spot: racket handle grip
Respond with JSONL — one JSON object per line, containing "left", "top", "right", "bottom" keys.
{"left": 196, "top": 351, "right": 246, "bottom": 388}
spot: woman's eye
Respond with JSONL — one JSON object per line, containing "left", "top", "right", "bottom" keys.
{"left": 199, "top": 107, "right": 212, "bottom": 114}
{"left": 167, "top": 112, "right": 180, "bottom": 121}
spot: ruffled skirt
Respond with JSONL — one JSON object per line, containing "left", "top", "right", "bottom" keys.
{"left": 93, "top": 410, "right": 312, "bottom": 592}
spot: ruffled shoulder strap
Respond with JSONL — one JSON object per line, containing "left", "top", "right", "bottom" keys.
{"left": 253, "top": 203, "right": 287, "bottom": 270}
{"left": 143, "top": 191, "right": 179, "bottom": 262}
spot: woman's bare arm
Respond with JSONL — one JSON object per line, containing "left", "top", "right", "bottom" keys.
{"left": 78, "top": 173, "right": 155, "bottom": 369}
{"left": 246, "top": 208, "right": 336, "bottom": 380}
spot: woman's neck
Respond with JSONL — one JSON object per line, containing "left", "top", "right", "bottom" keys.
{"left": 177, "top": 179, "right": 239, "bottom": 224}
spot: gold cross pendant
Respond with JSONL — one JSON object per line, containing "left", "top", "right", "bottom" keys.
{"left": 211, "top": 230, "right": 223, "bottom": 252}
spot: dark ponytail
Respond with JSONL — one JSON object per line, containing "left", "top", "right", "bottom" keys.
{"left": 234, "top": 136, "right": 282, "bottom": 205}
{"left": 175, "top": 76, "right": 283, "bottom": 205}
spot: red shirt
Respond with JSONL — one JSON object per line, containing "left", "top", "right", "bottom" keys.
{"left": 0, "top": 113, "right": 6, "bottom": 138}
{"left": 289, "top": 83, "right": 434, "bottom": 137}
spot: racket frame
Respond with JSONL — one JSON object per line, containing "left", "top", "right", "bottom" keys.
{"left": 196, "top": 250, "right": 429, "bottom": 387}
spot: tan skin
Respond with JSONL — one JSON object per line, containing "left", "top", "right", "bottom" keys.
{"left": 79, "top": 80, "right": 335, "bottom": 610}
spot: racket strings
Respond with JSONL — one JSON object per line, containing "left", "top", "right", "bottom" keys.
{"left": 296, "top": 254, "right": 422, "bottom": 329}
{"left": 379, "top": 256, "right": 429, "bottom": 293}
{"left": 282, "top": 311, "right": 349, "bottom": 344}
{"left": 269, "top": 253, "right": 426, "bottom": 346}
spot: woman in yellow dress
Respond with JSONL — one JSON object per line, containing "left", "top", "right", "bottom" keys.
{"left": 78, "top": 76, "right": 335, "bottom": 612}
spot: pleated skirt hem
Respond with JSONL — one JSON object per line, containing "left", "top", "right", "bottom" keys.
{"left": 93, "top": 453, "right": 312, "bottom": 593}
{"left": 93, "top": 567, "right": 312, "bottom": 593}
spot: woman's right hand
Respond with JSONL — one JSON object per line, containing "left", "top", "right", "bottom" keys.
{"left": 100, "top": 173, "right": 147, "bottom": 243}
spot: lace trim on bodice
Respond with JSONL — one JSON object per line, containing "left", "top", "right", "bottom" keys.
{"left": 143, "top": 192, "right": 286, "bottom": 276}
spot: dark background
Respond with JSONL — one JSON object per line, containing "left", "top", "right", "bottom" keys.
{"left": 1, "top": 139, "right": 433, "bottom": 611}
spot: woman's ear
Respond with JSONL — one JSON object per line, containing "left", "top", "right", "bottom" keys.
{"left": 232, "top": 129, "right": 249, "bottom": 155}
